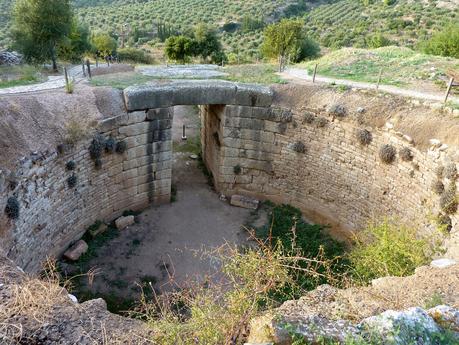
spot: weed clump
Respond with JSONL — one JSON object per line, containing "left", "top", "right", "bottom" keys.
{"left": 116, "top": 140, "right": 127, "bottom": 154}
{"left": 88, "top": 134, "right": 105, "bottom": 160}
{"left": 432, "top": 180, "right": 445, "bottom": 195}
{"left": 349, "top": 219, "right": 433, "bottom": 282}
{"left": 291, "top": 141, "right": 306, "bottom": 153}
{"left": 444, "top": 163, "right": 457, "bottom": 180}
{"left": 94, "top": 158, "right": 103, "bottom": 170}
{"left": 439, "top": 186, "right": 458, "bottom": 214}
{"left": 65, "top": 161, "right": 76, "bottom": 171}
{"left": 303, "top": 112, "right": 315, "bottom": 124}
{"left": 435, "top": 165, "right": 444, "bottom": 178}
{"left": 67, "top": 174, "right": 78, "bottom": 188}
{"left": 329, "top": 104, "right": 347, "bottom": 118}
{"left": 399, "top": 147, "right": 413, "bottom": 162}
{"left": 5, "top": 196, "right": 20, "bottom": 219}
{"left": 379, "top": 144, "right": 396, "bottom": 164}
{"left": 315, "top": 116, "right": 328, "bottom": 127}
{"left": 105, "top": 137, "right": 116, "bottom": 153}
{"left": 356, "top": 129, "right": 372, "bottom": 145}
{"left": 233, "top": 164, "right": 242, "bottom": 175}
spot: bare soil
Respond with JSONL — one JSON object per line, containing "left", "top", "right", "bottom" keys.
{"left": 67, "top": 106, "right": 257, "bottom": 306}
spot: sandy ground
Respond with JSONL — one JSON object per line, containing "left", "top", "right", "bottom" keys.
{"left": 70, "top": 106, "right": 255, "bottom": 302}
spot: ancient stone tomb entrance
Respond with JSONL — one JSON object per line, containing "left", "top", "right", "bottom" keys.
{"left": 121, "top": 80, "right": 275, "bottom": 204}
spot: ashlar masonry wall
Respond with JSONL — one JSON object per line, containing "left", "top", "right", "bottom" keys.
{"left": 1, "top": 80, "right": 457, "bottom": 272}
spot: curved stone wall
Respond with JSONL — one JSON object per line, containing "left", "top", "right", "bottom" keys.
{"left": 0, "top": 80, "right": 457, "bottom": 272}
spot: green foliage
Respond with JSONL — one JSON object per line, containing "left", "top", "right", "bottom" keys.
{"left": 5, "top": 196, "right": 20, "bottom": 219}
{"left": 88, "top": 135, "right": 105, "bottom": 160}
{"left": 348, "top": 219, "right": 432, "bottom": 282}
{"left": 92, "top": 32, "right": 117, "bottom": 57}
{"left": 254, "top": 203, "right": 348, "bottom": 301}
{"left": 165, "top": 35, "right": 194, "bottom": 63}
{"left": 241, "top": 15, "right": 264, "bottom": 33}
{"left": 148, "top": 242, "right": 291, "bottom": 344}
{"left": 0, "top": 65, "right": 43, "bottom": 89}
{"left": 117, "top": 47, "right": 153, "bottom": 64}
{"left": 115, "top": 140, "right": 127, "bottom": 154}
{"left": 367, "top": 33, "right": 392, "bottom": 48}
{"left": 193, "top": 23, "right": 223, "bottom": 63}
{"left": 11, "top": 0, "right": 73, "bottom": 70}
{"left": 67, "top": 174, "right": 78, "bottom": 188}
{"left": 65, "top": 161, "right": 76, "bottom": 171}
{"left": 261, "top": 18, "right": 304, "bottom": 70}
{"left": 439, "top": 185, "right": 458, "bottom": 215}
{"left": 104, "top": 137, "right": 116, "bottom": 153}
{"left": 295, "top": 37, "right": 321, "bottom": 62}
{"left": 421, "top": 24, "right": 459, "bottom": 58}
{"left": 58, "top": 20, "right": 92, "bottom": 62}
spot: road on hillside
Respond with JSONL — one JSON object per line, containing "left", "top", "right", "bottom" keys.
{"left": 283, "top": 68, "right": 459, "bottom": 105}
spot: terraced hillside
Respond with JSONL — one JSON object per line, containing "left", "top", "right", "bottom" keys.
{"left": 306, "top": 0, "right": 459, "bottom": 49}
{"left": 0, "top": 0, "right": 457, "bottom": 57}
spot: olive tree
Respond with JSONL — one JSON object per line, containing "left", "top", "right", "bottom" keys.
{"left": 261, "top": 19, "right": 304, "bottom": 72}
{"left": 11, "top": 0, "right": 73, "bottom": 71}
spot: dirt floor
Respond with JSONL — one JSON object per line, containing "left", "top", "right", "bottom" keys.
{"left": 66, "top": 106, "right": 260, "bottom": 309}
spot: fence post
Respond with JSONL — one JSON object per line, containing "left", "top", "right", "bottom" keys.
{"left": 64, "top": 67, "right": 69, "bottom": 86}
{"left": 82, "top": 62, "right": 86, "bottom": 77}
{"left": 96, "top": 56, "right": 98, "bottom": 67}
{"left": 444, "top": 77, "right": 454, "bottom": 103}
{"left": 312, "top": 63, "right": 318, "bottom": 83}
{"left": 376, "top": 68, "right": 383, "bottom": 90}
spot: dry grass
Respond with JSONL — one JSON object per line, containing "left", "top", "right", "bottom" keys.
{"left": 0, "top": 260, "right": 70, "bottom": 343}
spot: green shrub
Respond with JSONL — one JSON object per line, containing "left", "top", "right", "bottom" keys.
{"left": 117, "top": 47, "right": 153, "bottom": 64}
{"left": 116, "top": 140, "right": 127, "bottom": 154}
{"left": 367, "top": 33, "right": 392, "bottom": 48}
{"left": 233, "top": 164, "right": 242, "bottom": 175}
{"left": 254, "top": 204, "right": 348, "bottom": 300}
{"left": 67, "top": 174, "right": 78, "bottom": 188}
{"left": 421, "top": 24, "right": 459, "bottom": 58}
{"left": 105, "top": 137, "right": 116, "bottom": 153}
{"left": 439, "top": 185, "right": 458, "bottom": 214}
{"left": 88, "top": 135, "right": 105, "bottom": 160}
{"left": 66, "top": 160, "right": 76, "bottom": 171}
{"left": 5, "top": 196, "right": 20, "bottom": 219}
{"left": 349, "top": 220, "right": 432, "bottom": 282}
{"left": 291, "top": 141, "right": 306, "bottom": 153}
{"left": 303, "top": 112, "right": 315, "bottom": 124}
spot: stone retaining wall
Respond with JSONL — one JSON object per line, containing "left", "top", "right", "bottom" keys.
{"left": 0, "top": 80, "right": 457, "bottom": 272}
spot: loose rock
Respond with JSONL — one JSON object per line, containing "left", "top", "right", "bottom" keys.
{"left": 115, "top": 215, "right": 135, "bottom": 230}
{"left": 63, "top": 240, "right": 88, "bottom": 261}
{"left": 230, "top": 195, "right": 259, "bottom": 210}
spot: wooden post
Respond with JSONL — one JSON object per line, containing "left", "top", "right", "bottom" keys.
{"left": 64, "top": 67, "right": 69, "bottom": 86}
{"left": 376, "top": 68, "right": 383, "bottom": 90}
{"left": 96, "top": 56, "right": 98, "bottom": 67}
{"left": 82, "top": 62, "right": 86, "bottom": 77}
{"left": 312, "top": 63, "right": 318, "bottom": 83}
{"left": 86, "top": 59, "right": 91, "bottom": 79}
{"left": 444, "top": 77, "right": 454, "bottom": 103}
{"left": 181, "top": 125, "right": 187, "bottom": 140}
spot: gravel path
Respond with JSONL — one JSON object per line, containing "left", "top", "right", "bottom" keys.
{"left": 0, "top": 65, "right": 84, "bottom": 95}
{"left": 138, "top": 64, "right": 227, "bottom": 79}
{"left": 283, "top": 68, "right": 459, "bottom": 104}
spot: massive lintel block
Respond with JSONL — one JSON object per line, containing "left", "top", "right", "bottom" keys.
{"left": 123, "top": 80, "right": 273, "bottom": 111}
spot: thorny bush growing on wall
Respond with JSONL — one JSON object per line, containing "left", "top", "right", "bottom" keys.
{"left": 439, "top": 185, "right": 458, "bottom": 214}
{"left": 432, "top": 180, "right": 445, "bottom": 195}
{"left": 399, "top": 147, "right": 413, "bottom": 162}
{"left": 379, "top": 144, "right": 396, "bottom": 164}
{"left": 5, "top": 196, "right": 20, "bottom": 219}
{"left": 356, "top": 129, "right": 372, "bottom": 146}
{"left": 88, "top": 134, "right": 105, "bottom": 160}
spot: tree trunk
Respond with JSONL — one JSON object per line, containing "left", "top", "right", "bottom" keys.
{"left": 51, "top": 45, "right": 58, "bottom": 72}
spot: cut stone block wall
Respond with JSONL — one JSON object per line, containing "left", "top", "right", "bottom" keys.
{"left": 0, "top": 80, "right": 457, "bottom": 272}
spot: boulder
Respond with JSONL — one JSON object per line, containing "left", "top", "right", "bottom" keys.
{"left": 63, "top": 240, "right": 88, "bottom": 261}
{"left": 115, "top": 215, "right": 135, "bottom": 230}
{"left": 428, "top": 305, "right": 459, "bottom": 332}
{"left": 230, "top": 195, "right": 259, "bottom": 210}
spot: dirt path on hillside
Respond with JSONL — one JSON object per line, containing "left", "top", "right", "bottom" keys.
{"left": 283, "top": 68, "right": 459, "bottom": 104}
{"left": 65, "top": 106, "right": 259, "bottom": 310}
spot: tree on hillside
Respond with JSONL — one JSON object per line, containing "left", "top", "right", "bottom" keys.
{"left": 58, "top": 20, "right": 92, "bottom": 62}
{"left": 165, "top": 35, "right": 194, "bottom": 63}
{"left": 261, "top": 19, "right": 304, "bottom": 72}
{"left": 11, "top": 0, "right": 73, "bottom": 71}
{"left": 193, "top": 24, "right": 222, "bottom": 63}
{"left": 92, "top": 32, "right": 117, "bottom": 58}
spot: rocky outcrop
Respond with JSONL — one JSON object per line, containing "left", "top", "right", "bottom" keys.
{"left": 247, "top": 262, "right": 459, "bottom": 344}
